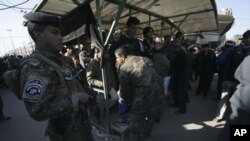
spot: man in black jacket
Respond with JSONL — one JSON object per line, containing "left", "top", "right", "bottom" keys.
{"left": 217, "top": 30, "right": 250, "bottom": 141}
{"left": 222, "top": 30, "right": 250, "bottom": 98}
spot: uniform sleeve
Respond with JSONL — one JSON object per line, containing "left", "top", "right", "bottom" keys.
{"left": 86, "top": 61, "right": 103, "bottom": 88}
{"left": 20, "top": 60, "right": 74, "bottom": 121}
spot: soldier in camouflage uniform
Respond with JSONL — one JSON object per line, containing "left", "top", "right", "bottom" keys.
{"left": 19, "top": 12, "right": 94, "bottom": 141}
{"left": 86, "top": 50, "right": 103, "bottom": 88}
{"left": 114, "top": 45, "right": 157, "bottom": 141}
{"left": 86, "top": 50, "right": 117, "bottom": 90}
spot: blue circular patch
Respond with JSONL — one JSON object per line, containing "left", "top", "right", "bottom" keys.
{"left": 23, "top": 78, "right": 45, "bottom": 101}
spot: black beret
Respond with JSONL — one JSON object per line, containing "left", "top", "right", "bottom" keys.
{"left": 23, "top": 12, "right": 62, "bottom": 28}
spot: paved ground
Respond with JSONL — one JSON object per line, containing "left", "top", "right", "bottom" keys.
{"left": 151, "top": 76, "right": 225, "bottom": 141}
{"left": 0, "top": 87, "right": 49, "bottom": 141}
{"left": 0, "top": 75, "right": 225, "bottom": 141}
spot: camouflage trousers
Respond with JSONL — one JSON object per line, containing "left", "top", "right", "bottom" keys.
{"left": 128, "top": 111, "right": 154, "bottom": 141}
{"left": 46, "top": 117, "right": 94, "bottom": 141}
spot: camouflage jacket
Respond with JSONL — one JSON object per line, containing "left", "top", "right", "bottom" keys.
{"left": 118, "top": 56, "right": 158, "bottom": 112}
{"left": 19, "top": 50, "right": 93, "bottom": 140}
{"left": 86, "top": 58, "right": 103, "bottom": 88}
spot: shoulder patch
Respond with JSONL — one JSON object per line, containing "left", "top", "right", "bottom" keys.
{"left": 23, "top": 75, "right": 48, "bottom": 103}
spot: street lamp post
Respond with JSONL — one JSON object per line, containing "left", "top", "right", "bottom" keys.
{"left": 0, "top": 38, "right": 8, "bottom": 56}
{"left": 7, "top": 29, "right": 17, "bottom": 55}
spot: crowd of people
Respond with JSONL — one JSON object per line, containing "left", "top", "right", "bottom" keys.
{"left": 0, "top": 11, "right": 250, "bottom": 141}
{"left": 0, "top": 55, "right": 23, "bottom": 121}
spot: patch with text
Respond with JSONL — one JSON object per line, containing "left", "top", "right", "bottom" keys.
{"left": 23, "top": 75, "right": 48, "bottom": 102}
{"left": 230, "top": 124, "right": 250, "bottom": 141}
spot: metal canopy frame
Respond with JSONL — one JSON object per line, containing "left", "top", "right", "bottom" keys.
{"left": 96, "top": 0, "right": 218, "bottom": 36}
{"left": 34, "top": 0, "right": 220, "bottom": 38}
{"left": 106, "top": 0, "right": 181, "bottom": 33}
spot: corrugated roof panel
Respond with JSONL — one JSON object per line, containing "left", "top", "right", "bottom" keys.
{"left": 218, "top": 14, "right": 234, "bottom": 35}
{"left": 36, "top": 0, "right": 79, "bottom": 15}
{"left": 35, "top": 0, "right": 219, "bottom": 36}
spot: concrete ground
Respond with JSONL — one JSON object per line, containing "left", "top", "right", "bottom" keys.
{"left": 151, "top": 76, "right": 225, "bottom": 141}
{"left": 0, "top": 75, "right": 226, "bottom": 141}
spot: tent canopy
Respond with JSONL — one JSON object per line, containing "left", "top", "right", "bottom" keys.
{"left": 217, "top": 14, "right": 234, "bottom": 36}
{"left": 35, "top": 0, "right": 219, "bottom": 40}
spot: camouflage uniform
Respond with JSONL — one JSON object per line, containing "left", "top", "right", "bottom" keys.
{"left": 118, "top": 56, "right": 157, "bottom": 141}
{"left": 86, "top": 58, "right": 103, "bottom": 88}
{"left": 86, "top": 58, "right": 117, "bottom": 90}
{"left": 19, "top": 50, "right": 93, "bottom": 141}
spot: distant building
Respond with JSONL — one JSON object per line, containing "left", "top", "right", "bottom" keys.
{"left": 219, "top": 8, "right": 233, "bottom": 16}
{"left": 184, "top": 8, "right": 234, "bottom": 46}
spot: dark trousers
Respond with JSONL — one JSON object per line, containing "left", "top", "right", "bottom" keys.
{"left": 217, "top": 74, "right": 223, "bottom": 100}
{"left": 128, "top": 111, "right": 153, "bottom": 141}
{"left": 173, "top": 80, "right": 189, "bottom": 111}
{"left": 196, "top": 74, "right": 213, "bottom": 96}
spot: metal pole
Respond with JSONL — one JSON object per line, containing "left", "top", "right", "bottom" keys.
{"left": 0, "top": 38, "right": 8, "bottom": 56}
{"left": 104, "top": 0, "right": 127, "bottom": 46}
{"left": 7, "top": 29, "right": 17, "bottom": 55}
{"left": 104, "top": 20, "right": 116, "bottom": 46}
{"left": 102, "top": 0, "right": 127, "bottom": 134}
{"left": 96, "top": 0, "right": 110, "bottom": 133}
{"left": 171, "top": 15, "right": 188, "bottom": 34}
{"left": 96, "top": 0, "right": 103, "bottom": 43}
{"left": 149, "top": 15, "right": 151, "bottom": 27}
{"left": 160, "top": 20, "right": 164, "bottom": 42}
